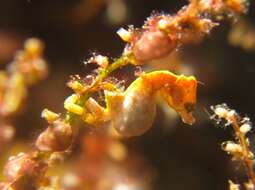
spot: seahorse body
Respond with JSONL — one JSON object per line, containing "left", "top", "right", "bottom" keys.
{"left": 105, "top": 77, "right": 156, "bottom": 137}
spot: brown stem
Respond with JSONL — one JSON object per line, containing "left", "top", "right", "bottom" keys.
{"left": 230, "top": 116, "right": 255, "bottom": 186}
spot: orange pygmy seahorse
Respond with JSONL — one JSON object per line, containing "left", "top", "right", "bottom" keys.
{"left": 84, "top": 70, "right": 197, "bottom": 137}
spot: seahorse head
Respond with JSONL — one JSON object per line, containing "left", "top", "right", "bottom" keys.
{"left": 161, "top": 75, "right": 197, "bottom": 125}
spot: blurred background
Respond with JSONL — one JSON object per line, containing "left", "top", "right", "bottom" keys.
{"left": 0, "top": 0, "right": 255, "bottom": 189}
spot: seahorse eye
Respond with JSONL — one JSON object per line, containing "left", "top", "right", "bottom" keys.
{"left": 184, "top": 102, "right": 195, "bottom": 113}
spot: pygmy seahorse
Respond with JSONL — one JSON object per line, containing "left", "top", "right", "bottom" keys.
{"left": 83, "top": 70, "right": 197, "bottom": 137}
